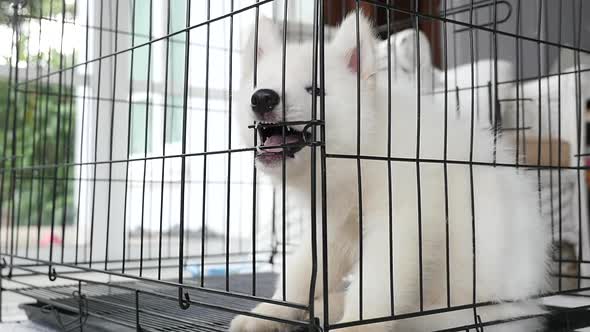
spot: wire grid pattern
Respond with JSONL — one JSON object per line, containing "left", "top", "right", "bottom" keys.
{"left": 0, "top": 0, "right": 590, "bottom": 331}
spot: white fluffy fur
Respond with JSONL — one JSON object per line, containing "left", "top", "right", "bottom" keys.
{"left": 230, "top": 13, "right": 550, "bottom": 332}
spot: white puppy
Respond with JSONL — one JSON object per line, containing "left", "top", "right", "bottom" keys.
{"left": 231, "top": 12, "right": 550, "bottom": 332}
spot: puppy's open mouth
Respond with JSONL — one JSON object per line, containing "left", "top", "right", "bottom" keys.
{"left": 256, "top": 123, "right": 311, "bottom": 163}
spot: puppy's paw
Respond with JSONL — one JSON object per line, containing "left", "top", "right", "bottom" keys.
{"left": 229, "top": 303, "right": 301, "bottom": 332}
{"left": 302, "top": 291, "right": 346, "bottom": 325}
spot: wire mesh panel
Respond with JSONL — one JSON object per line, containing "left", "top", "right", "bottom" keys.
{"left": 1, "top": 0, "right": 590, "bottom": 331}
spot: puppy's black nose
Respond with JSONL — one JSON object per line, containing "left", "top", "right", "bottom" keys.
{"left": 251, "top": 89, "right": 280, "bottom": 114}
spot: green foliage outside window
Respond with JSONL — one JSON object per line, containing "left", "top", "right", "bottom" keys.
{"left": 1, "top": 0, "right": 78, "bottom": 226}
{"left": 0, "top": 78, "right": 76, "bottom": 226}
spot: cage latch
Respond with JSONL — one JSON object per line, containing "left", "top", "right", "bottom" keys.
{"left": 48, "top": 265, "right": 58, "bottom": 281}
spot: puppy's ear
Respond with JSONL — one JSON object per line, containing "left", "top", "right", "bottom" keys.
{"left": 394, "top": 29, "right": 433, "bottom": 72}
{"left": 241, "top": 16, "right": 281, "bottom": 75}
{"left": 331, "top": 11, "right": 377, "bottom": 79}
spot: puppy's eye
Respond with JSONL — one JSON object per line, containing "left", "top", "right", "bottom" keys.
{"left": 305, "top": 86, "right": 324, "bottom": 96}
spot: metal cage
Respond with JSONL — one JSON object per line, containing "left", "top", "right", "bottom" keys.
{"left": 1, "top": 0, "right": 590, "bottom": 331}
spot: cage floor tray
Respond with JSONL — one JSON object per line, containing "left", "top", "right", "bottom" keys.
{"left": 17, "top": 273, "right": 276, "bottom": 331}
{"left": 12, "top": 273, "right": 590, "bottom": 332}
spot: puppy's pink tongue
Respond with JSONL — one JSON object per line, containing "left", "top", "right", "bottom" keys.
{"left": 263, "top": 135, "right": 299, "bottom": 153}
